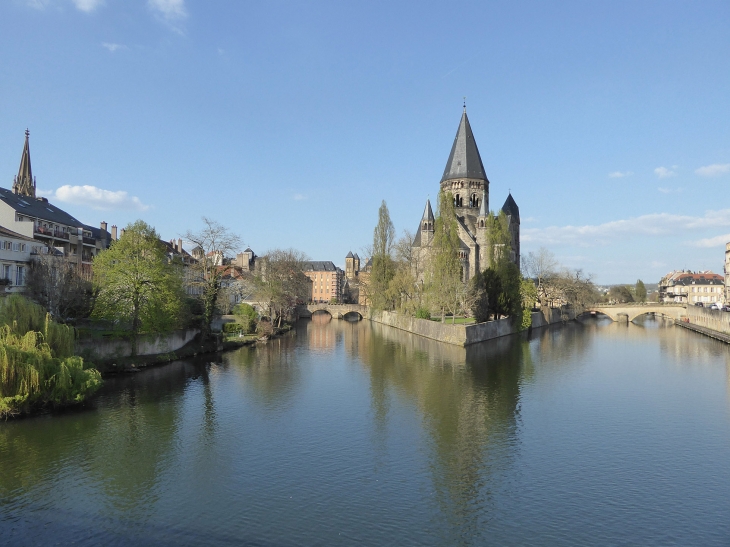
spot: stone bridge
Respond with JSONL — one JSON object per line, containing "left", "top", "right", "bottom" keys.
{"left": 584, "top": 304, "right": 686, "bottom": 323}
{"left": 298, "top": 304, "right": 368, "bottom": 320}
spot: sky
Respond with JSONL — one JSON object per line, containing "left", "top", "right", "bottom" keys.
{"left": 1, "top": 0, "right": 729, "bottom": 284}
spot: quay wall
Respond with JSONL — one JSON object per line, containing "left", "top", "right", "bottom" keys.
{"left": 366, "top": 307, "right": 574, "bottom": 347}
{"left": 76, "top": 328, "right": 200, "bottom": 361}
{"left": 685, "top": 306, "right": 730, "bottom": 336}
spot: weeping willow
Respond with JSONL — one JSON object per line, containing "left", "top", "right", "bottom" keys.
{"left": 0, "top": 295, "right": 101, "bottom": 417}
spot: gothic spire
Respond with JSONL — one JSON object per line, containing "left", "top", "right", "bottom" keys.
{"left": 441, "top": 111, "right": 488, "bottom": 183}
{"left": 13, "top": 129, "right": 36, "bottom": 198}
{"left": 421, "top": 198, "right": 435, "bottom": 223}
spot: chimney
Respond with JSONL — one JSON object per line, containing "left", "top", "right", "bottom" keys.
{"left": 101, "top": 221, "right": 107, "bottom": 233}
{"left": 120, "top": 228, "right": 125, "bottom": 238}
{"left": 178, "top": 238, "right": 183, "bottom": 253}
{"left": 111, "top": 225, "right": 118, "bottom": 241}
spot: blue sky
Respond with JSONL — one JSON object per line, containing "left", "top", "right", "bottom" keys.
{"left": 1, "top": 0, "right": 729, "bottom": 284}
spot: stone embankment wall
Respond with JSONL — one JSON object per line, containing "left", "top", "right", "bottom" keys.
{"left": 367, "top": 308, "right": 574, "bottom": 347}
{"left": 76, "top": 329, "right": 200, "bottom": 361}
{"left": 685, "top": 306, "right": 730, "bottom": 336}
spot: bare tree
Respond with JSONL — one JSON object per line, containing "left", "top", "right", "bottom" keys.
{"left": 184, "top": 217, "right": 242, "bottom": 337}
{"left": 254, "top": 248, "right": 310, "bottom": 328}
{"left": 25, "top": 254, "right": 97, "bottom": 322}
{"left": 522, "top": 247, "right": 559, "bottom": 307}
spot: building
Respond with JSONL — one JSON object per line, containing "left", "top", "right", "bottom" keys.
{"left": 303, "top": 261, "right": 344, "bottom": 303}
{"left": 0, "top": 225, "right": 37, "bottom": 292}
{"left": 725, "top": 243, "right": 730, "bottom": 302}
{"left": 412, "top": 108, "right": 520, "bottom": 282}
{"left": 659, "top": 270, "right": 725, "bottom": 305}
{"left": 0, "top": 130, "right": 111, "bottom": 270}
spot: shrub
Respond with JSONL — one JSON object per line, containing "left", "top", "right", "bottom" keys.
{"left": 223, "top": 322, "right": 244, "bottom": 334}
{"left": 415, "top": 307, "right": 431, "bottom": 320}
{"left": 233, "top": 303, "right": 258, "bottom": 334}
{"left": 0, "top": 295, "right": 101, "bottom": 417}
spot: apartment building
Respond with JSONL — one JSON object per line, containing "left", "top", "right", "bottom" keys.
{"left": 303, "top": 261, "right": 344, "bottom": 303}
{"left": 659, "top": 270, "right": 725, "bottom": 304}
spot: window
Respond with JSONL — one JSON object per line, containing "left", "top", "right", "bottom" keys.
{"left": 15, "top": 266, "right": 24, "bottom": 286}
{"left": 12, "top": 243, "right": 19, "bottom": 252}
{"left": 2, "top": 265, "right": 10, "bottom": 281}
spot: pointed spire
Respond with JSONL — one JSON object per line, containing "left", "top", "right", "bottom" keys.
{"left": 502, "top": 193, "right": 520, "bottom": 223}
{"left": 421, "top": 199, "right": 435, "bottom": 223}
{"left": 13, "top": 129, "right": 36, "bottom": 198}
{"left": 441, "top": 111, "right": 488, "bottom": 183}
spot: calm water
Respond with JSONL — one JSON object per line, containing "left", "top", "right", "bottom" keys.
{"left": 2, "top": 316, "right": 730, "bottom": 546}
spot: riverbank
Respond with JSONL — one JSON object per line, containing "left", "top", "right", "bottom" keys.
{"left": 366, "top": 307, "right": 576, "bottom": 347}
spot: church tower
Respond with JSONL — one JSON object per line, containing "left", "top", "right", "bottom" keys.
{"left": 440, "top": 107, "right": 489, "bottom": 221}
{"left": 502, "top": 193, "right": 521, "bottom": 267}
{"left": 13, "top": 129, "right": 36, "bottom": 199}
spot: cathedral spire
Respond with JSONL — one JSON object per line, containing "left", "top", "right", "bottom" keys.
{"left": 441, "top": 110, "right": 488, "bottom": 183}
{"left": 13, "top": 129, "right": 36, "bottom": 198}
{"left": 421, "top": 198, "right": 435, "bottom": 224}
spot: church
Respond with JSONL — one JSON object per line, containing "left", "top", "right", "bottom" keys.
{"left": 412, "top": 108, "right": 520, "bottom": 282}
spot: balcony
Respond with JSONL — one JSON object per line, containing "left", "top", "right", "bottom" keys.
{"left": 82, "top": 236, "right": 96, "bottom": 245}
{"left": 34, "top": 225, "right": 70, "bottom": 240}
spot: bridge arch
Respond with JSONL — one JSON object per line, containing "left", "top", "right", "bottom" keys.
{"left": 585, "top": 305, "right": 685, "bottom": 324}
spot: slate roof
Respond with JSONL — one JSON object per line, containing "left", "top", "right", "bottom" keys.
{"left": 0, "top": 187, "right": 85, "bottom": 227}
{"left": 346, "top": 251, "right": 354, "bottom": 259}
{"left": 441, "top": 111, "right": 488, "bottom": 183}
{"left": 501, "top": 193, "right": 520, "bottom": 222}
{"left": 421, "top": 199, "right": 435, "bottom": 222}
{"left": 302, "top": 260, "right": 338, "bottom": 272}
{"left": 353, "top": 253, "right": 359, "bottom": 260}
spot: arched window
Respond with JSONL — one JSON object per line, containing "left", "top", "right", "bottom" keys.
{"left": 455, "top": 194, "right": 463, "bottom": 207}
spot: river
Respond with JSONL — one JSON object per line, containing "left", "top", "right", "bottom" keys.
{"left": 2, "top": 316, "right": 730, "bottom": 546}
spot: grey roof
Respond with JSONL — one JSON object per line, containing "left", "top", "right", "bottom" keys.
{"left": 412, "top": 222, "right": 422, "bottom": 247}
{"left": 479, "top": 189, "right": 488, "bottom": 217}
{"left": 346, "top": 251, "right": 354, "bottom": 258}
{"left": 421, "top": 199, "right": 434, "bottom": 222}
{"left": 244, "top": 247, "right": 253, "bottom": 253}
{"left": 353, "top": 253, "right": 359, "bottom": 260}
{"left": 302, "top": 260, "right": 338, "bottom": 272}
{"left": 441, "top": 111, "right": 488, "bottom": 183}
{"left": 0, "top": 187, "right": 85, "bottom": 227}
{"left": 501, "top": 193, "right": 520, "bottom": 222}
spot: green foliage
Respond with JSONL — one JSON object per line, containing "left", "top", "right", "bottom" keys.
{"left": 223, "top": 322, "right": 244, "bottom": 334}
{"left": 0, "top": 295, "right": 101, "bottom": 417}
{"left": 486, "top": 210, "right": 512, "bottom": 269}
{"left": 635, "top": 279, "right": 647, "bottom": 303}
{"left": 468, "top": 270, "right": 490, "bottom": 323}
{"left": 233, "top": 303, "right": 259, "bottom": 334}
{"left": 92, "top": 221, "right": 185, "bottom": 353}
{"left": 415, "top": 307, "right": 431, "bottom": 320}
{"left": 369, "top": 201, "right": 396, "bottom": 310}
{"left": 429, "top": 191, "right": 463, "bottom": 321}
{"left": 608, "top": 285, "right": 634, "bottom": 303}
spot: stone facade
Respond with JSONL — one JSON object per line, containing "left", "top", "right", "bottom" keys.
{"left": 659, "top": 270, "right": 725, "bottom": 305}
{"left": 412, "top": 109, "right": 520, "bottom": 282}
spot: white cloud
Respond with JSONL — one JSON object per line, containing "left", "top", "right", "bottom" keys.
{"left": 101, "top": 42, "right": 127, "bottom": 52}
{"left": 608, "top": 171, "right": 633, "bottom": 178}
{"left": 50, "top": 185, "right": 149, "bottom": 211}
{"left": 522, "top": 208, "right": 730, "bottom": 247}
{"left": 654, "top": 166, "right": 676, "bottom": 179}
{"left": 148, "top": 0, "right": 187, "bottom": 20}
{"left": 695, "top": 163, "right": 730, "bottom": 177}
{"left": 292, "top": 193, "right": 307, "bottom": 201}
{"left": 71, "top": 0, "right": 103, "bottom": 12}
{"left": 693, "top": 233, "right": 730, "bottom": 248}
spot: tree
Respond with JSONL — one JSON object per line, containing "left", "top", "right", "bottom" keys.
{"left": 635, "top": 279, "right": 647, "bottom": 303}
{"left": 429, "top": 190, "right": 463, "bottom": 322}
{"left": 608, "top": 284, "right": 634, "bottom": 303}
{"left": 254, "top": 248, "right": 311, "bottom": 328}
{"left": 25, "top": 254, "right": 97, "bottom": 322}
{"left": 184, "top": 217, "right": 242, "bottom": 337}
{"left": 487, "top": 210, "right": 513, "bottom": 268}
{"left": 369, "top": 201, "right": 396, "bottom": 310}
{"left": 92, "top": 220, "right": 185, "bottom": 355}
{"left": 386, "top": 230, "right": 426, "bottom": 314}
{"left": 522, "top": 247, "right": 559, "bottom": 307}
{"left": 468, "top": 270, "right": 489, "bottom": 323}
